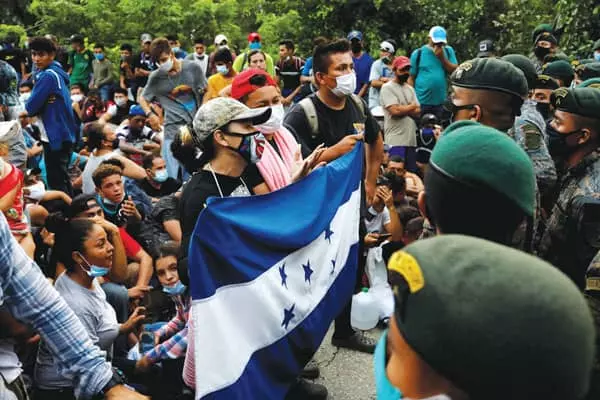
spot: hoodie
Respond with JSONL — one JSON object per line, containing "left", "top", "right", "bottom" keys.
{"left": 25, "top": 61, "right": 77, "bottom": 151}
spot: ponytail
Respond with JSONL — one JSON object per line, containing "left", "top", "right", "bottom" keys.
{"left": 47, "top": 212, "right": 95, "bottom": 272}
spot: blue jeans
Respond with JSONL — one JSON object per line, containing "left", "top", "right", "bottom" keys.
{"left": 98, "top": 84, "right": 113, "bottom": 103}
{"left": 162, "top": 137, "right": 183, "bottom": 179}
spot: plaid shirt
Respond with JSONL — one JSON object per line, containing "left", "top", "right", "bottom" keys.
{"left": 145, "top": 294, "right": 190, "bottom": 363}
{"left": 0, "top": 213, "right": 112, "bottom": 399}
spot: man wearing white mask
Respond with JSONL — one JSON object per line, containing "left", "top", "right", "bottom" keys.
{"left": 185, "top": 37, "right": 209, "bottom": 77}
{"left": 100, "top": 88, "right": 135, "bottom": 125}
{"left": 139, "top": 37, "right": 207, "bottom": 179}
{"left": 284, "top": 38, "right": 383, "bottom": 354}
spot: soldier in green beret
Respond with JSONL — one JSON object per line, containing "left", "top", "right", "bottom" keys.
{"left": 417, "top": 120, "right": 535, "bottom": 245}
{"left": 542, "top": 59, "right": 575, "bottom": 87}
{"left": 579, "top": 77, "right": 600, "bottom": 89}
{"left": 374, "top": 235, "right": 595, "bottom": 400}
{"left": 538, "top": 87, "right": 600, "bottom": 289}
{"left": 502, "top": 54, "right": 557, "bottom": 197}
{"left": 575, "top": 62, "right": 600, "bottom": 86}
{"left": 532, "top": 74, "right": 560, "bottom": 120}
{"left": 531, "top": 31, "right": 559, "bottom": 73}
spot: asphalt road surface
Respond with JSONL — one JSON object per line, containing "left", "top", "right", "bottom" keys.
{"left": 311, "top": 326, "right": 383, "bottom": 400}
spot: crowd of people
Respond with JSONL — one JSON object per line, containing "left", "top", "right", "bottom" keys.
{"left": 0, "top": 21, "right": 599, "bottom": 400}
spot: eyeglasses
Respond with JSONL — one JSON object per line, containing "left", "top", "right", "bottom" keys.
{"left": 443, "top": 99, "right": 478, "bottom": 114}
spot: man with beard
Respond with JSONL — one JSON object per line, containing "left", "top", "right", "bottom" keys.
{"left": 538, "top": 87, "right": 600, "bottom": 289}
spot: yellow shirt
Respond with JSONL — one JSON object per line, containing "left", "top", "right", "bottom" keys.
{"left": 204, "top": 73, "right": 236, "bottom": 102}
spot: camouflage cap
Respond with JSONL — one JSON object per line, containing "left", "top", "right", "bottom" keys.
{"left": 534, "top": 74, "right": 560, "bottom": 90}
{"left": 576, "top": 62, "right": 600, "bottom": 81}
{"left": 501, "top": 54, "right": 537, "bottom": 90}
{"left": 388, "top": 235, "right": 595, "bottom": 400}
{"left": 431, "top": 120, "right": 535, "bottom": 215}
{"left": 551, "top": 87, "right": 600, "bottom": 119}
{"left": 579, "top": 77, "right": 600, "bottom": 89}
{"left": 450, "top": 58, "right": 528, "bottom": 98}
{"left": 191, "top": 97, "right": 271, "bottom": 144}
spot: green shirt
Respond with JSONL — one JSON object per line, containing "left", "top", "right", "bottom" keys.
{"left": 232, "top": 50, "right": 275, "bottom": 77}
{"left": 68, "top": 49, "right": 94, "bottom": 86}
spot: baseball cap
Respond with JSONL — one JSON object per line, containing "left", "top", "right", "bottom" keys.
{"left": 192, "top": 97, "right": 272, "bottom": 145}
{"left": 69, "top": 194, "right": 100, "bottom": 218}
{"left": 248, "top": 32, "right": 261, "bottom": 43}
{"left": 392, "top": 56, "right": 411, "bottom": 70}
{"left": 477, "top": 39, "right": 494, "bottom": 57}
{"left": 140, "top": 33, "right": 153, "bottom": 43}
{"left": 214, "top": 34, "right": 228, "bottom": 45}
{"left": 380, "top": 41, "right": 395, "bottom": 54}
{"left": 231, "top": 68, "right": 277, "bottom": 101}
{"left": 347, "top": 30, "right": 363, "bottom": 41}
{"left": 129, "top": 104, "right": 145, "bottom": 117}
{"left": 70, "top": 34, "right": 84, "bottom": 43}
{"left": 429, "top": 26, "right": 447, "bottom": 44}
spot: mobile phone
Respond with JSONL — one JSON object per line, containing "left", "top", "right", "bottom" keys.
{"left": 378, "top": 233, "right": 392, "bottom": 240}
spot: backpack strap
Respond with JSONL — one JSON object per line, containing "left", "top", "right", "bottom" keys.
{"left": 298, "top": 97, "right": 319, "bottom": 138}
{"left": 349, "top": 93, "right": 366, "bottom": 121}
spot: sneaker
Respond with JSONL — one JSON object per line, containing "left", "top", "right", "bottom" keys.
{"left": 331, "top": 331, "right": 376, "bottom": 354}
{"left": 285, "top": 378, "right": 328, "bottom": 400}
{"left": 300, "top": 359, "right": 320, "bottom": 379}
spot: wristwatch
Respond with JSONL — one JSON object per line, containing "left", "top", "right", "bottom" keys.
{"left": 93, "top": 367, "right": 126, "bottom": 399}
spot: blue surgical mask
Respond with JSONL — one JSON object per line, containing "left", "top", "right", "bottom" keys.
{"left": 153, "top": 169, "right": 168, "bottom": 183}
{"left": 595, "top": 52, "right": 600, "bottom": 62}
{"left": 172, "top": 47, "right": 180, "bottom": 53}
{"left": 95, "top": 53, "right": 105, "bottom": 61}
{"left": 162, "top": 280, "right": 187, "bottom": 296}
{"left": 249, "top": 41, "right": 261, "bottom": 50}
{"left": 374, "top": 330, "right": 402, "bottom": 400}
{"left": 77, "top": 252, "right": 110, "bottom": 278}
{"left": 216, "top": 64, "right": 229, "bottom": 75}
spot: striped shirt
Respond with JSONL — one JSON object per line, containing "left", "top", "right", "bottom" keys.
{"left": 145, "top": 294, "right": 191, "bottom": 363}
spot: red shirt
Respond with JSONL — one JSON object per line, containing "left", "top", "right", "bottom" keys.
{"left": 119, "top": 227, "right": 141, "bottom": 258}
{"left": 0, "top": 164, "right": 28, "bottom": 234}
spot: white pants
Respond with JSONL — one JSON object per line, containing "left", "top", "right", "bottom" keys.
{"left": 365, "top": 246, "right": 394, "bottom": 319}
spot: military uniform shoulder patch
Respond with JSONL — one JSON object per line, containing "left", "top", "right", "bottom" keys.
{"left": 522, "top": 123, "right": 542, "bottom": 151}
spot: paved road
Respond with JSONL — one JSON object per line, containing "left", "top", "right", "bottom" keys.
{"left": 311, "top": 327, "right": 383, "bottom": 400}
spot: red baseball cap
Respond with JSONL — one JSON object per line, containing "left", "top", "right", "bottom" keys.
{"left": 231, "top": 68, "right": 276, "bottom": 101}
{"left": 248, "top": 32, "right": 261, "bottom": 42}
{"left": 392, "top": 56, "right": 411, "bottom": 70}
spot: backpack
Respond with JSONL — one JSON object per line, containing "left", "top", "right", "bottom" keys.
{"left": 413, "top": 46, "right": 451, "bottom": 81}
{"left": 298, "top": 93, "right": 366, "bottom": 139}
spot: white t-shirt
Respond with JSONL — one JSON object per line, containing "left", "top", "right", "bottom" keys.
{"left": 365, "top": 206, "right": 391, "bottom": 234}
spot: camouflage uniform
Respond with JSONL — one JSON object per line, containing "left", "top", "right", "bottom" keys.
{"left": 539, "top": 150, "right": 600, "bottom": 288}
{"left": 585, "top": 250, "right": 600, "bottom": 400}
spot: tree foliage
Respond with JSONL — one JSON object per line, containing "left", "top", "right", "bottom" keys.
{"left": 0, "top": 0, "right": 595, "bottom": 61}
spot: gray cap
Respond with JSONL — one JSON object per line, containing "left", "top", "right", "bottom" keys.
{"left": 140, "top": 33, "right": 153, "bottom": 43}
{"left": 192, "top": 97, "right": 271, "bottom": 145}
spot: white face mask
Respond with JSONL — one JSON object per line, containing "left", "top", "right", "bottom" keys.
{"left": 216, "top": 65, "right": 229, "bottom": 75}
{"left": 331, "top": 72, "right": 357, "bottom": 97}
{"left": 26, "top": 181, "right": 46, "bottom": 201}
{"left": 19, "top": 92, "right": 31, "bottom": 103}
{"left": 256, "top": 104, "right": 285, "bottom": 133}
{"left": 71, "top": 94, "right": 84, "bottom": 103}
{"left": 115, "top": 98, "right": 127, "bottom": 107}
{"left": 159, "top": 57, "right": 174, "bottom": 73}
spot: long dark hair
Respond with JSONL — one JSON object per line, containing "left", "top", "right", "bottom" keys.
{"left": 46, "top": 212, "right": 96, "bottom": 272}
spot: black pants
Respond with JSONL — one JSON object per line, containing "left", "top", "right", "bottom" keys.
{"left": 32, "top": 387, "right": 74, "bottom": 400}
{"left": 43, "top": 142, "right": 73, "bottom": 197}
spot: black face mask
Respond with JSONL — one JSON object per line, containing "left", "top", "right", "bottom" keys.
{"left": 396, "top": 73, "right": 409, "bottom": 84}
{"left": 547, "top": 122, "right": 581, "bottom": 158}
{"left": 534, "top": 46, "right": 551, "bottom": 59}
{"left": 536, "top": 102, "right": 551, "bottom": 120}
{"left": 351, "top": 42, "right": 362, "bottom": 54}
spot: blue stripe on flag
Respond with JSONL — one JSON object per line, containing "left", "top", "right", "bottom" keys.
{"left": 189, "top": 142, "right": 363, "bottom": 300}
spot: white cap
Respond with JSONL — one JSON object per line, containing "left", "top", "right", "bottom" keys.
{"left": 380, "top": 41, "right": 395, "bottom": 54}
{"left": 214, "top": 34, "right": 228, "bottom": 45}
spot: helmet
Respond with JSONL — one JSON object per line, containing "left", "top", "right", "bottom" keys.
{"left": 421, "top": 113, "right": 439, "bottom": 126}
{"left": 248, "top": 32, "right": 261, "bottom": 43}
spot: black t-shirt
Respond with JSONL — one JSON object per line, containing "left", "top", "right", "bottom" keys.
{"left": 0, "top": 48, "right": 25, "bottom": 74}
{"left": 180, "top": 166, "right": 262, "bottom": 258}
{"left": 133, "top": 52, "right": 156, "bottom": 87}
{"left": 277, "top": 56, "right": 304, "bottom": 91}
{"left": 283, "top": 94, "right": 380, "bottom": 156}
{"left": 110, "top": 100, "right": 136, "bottom": 125}
{"left": 138, "top": 177, "right": 181, "bottom": 198}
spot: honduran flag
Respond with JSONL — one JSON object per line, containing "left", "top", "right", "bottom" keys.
{"left": 188, "top": 142, "right": 363, "bottom": 399}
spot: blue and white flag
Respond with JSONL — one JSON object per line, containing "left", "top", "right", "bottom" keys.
{"left": 189, "top": 142, "right": 363, "bottom": 399}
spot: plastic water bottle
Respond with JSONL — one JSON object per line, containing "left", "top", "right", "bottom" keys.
{"left": 351, "top": 287, "right": 379, "bottom": 330}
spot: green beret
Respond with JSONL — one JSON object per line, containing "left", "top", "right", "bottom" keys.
{"left": 535, "top": 31, "right": 558, "bottom": 46}
{"left": 534, "top": 74, "right": 560, "bottom": 90}
{"left": 551, "top": 87, "right": 600, "bottom": 119}
{"left": 576, "top": 62, "right": 600, "bottom": 81}
{"left": 542, "top": 60, "right": 574, "bottom": 80}
{"left": 389, "top": 235, "right": 594, "bottom": 400}
{"left": 594, "top": 39, "right": 600, "bottom": 51}
{"left": 451, "top": 58, "right": 528, "bottom": 98}
{"left": 532, "top": 23, "right": 554, "bottom": 43}
{"left": 579, "top": 77, "right": 600, "bottom": 89}
{"left": 431, "top": 121, "right": 535, "bottom": 215}
{"left": 501, "top": 54, "right": 537, "bottom": 90}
